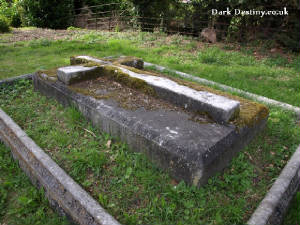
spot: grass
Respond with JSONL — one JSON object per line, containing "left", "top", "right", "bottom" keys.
{"left": 0, "top": 28, "right": 299, "bottom": 224}
{"left": 0, "top": 142, "right": 71, "bottom": 225}
{"left": 282, "top": 192, "right": 300, "bottom": 225}
{"left": 0, "top": 29, "right": 299, "bottom": 107}
{"left": 0, "top": 79, "right": 299, "bottom": 225}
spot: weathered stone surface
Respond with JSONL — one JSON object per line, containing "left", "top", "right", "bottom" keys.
{"left": 71, "top": 55, "right": 109, "bottom": 65}
{"left": 71, "top": 56, "right": 240, "bottom": 123}
{"left": 39, "top": 73, "right": 57, "bottom": 82}
{"left": 0, "top": 108, "right": 121, "bottom": 225}
{"left": 57, "top": 66, "right": 100, "bottom": 85}
{"left": 33, "top": 75, "right": 267, "bottom": 187}
{"left": 118, "top": 66, "right": 240, "bottom": 123}
{"left": 143, "top": 61, "right": 300, "bottom": 116}
{"left": 117, "top": 56, "right": 144, "bottom": 69}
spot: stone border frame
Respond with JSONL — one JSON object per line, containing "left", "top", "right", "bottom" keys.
{"left": 0, "top": 73, "right": 33, "bottom": 86}
{"left": 0, "top": 73, "right": 299, "bottom": 225}
{"left": 0, "top": 74, "right": 121, "bottom": 225}
{"left": 247, "top": 146, "right": 300, "bottom": 225}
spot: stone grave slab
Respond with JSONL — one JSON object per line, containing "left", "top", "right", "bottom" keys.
{"left": 33, "top": 56, "right": 269, "bottom": 187}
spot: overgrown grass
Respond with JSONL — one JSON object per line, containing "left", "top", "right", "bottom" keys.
{"left": 0, "top": 29, "right": 299, "bottom": 106}
{"left": 0, "top": 80, "right": 299, "bottom": 225}
{"left": 0, "top": 142, "right": 71, "bottom": 225}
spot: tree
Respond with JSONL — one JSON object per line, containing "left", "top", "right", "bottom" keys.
{"left": 127, "top": 0, "right": 179, "bottom": 31}
{"left": 20, "top": 0, "right": 74, "bottom": 29}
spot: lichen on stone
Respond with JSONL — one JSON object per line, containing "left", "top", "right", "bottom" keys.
{"left": 163, "top": 76, "right": 269, "bottom": 128}
{"left": 113, "top": 56, "right": 144, "bottom": 69}
{"left": 36, "top": 68, "right": 58, "bottom": 82}
{"left": 67, "top": 55, "right": 269, "bottom": 128}
{"left": 70, "top": 56, "right": 89, "bottom": 65}
{"left": 70, "top": 55, "right": 107, "bottom": 66}
{"left": 93, "top": 65, "right": 156, "bottom": 96}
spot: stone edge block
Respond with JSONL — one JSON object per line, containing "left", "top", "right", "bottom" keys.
{"left": 247, "top": 145, "right": 300, "bottom": 225}
{"left": 0, "top": 73, "right": 33, "bottom": 86}
{"left": 0, "top": 106, "right": 121, "bottom": 225}
{"left": 57, "top": 66, "right": 100, "bottom": 85}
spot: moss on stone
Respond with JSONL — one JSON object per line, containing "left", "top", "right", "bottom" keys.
{"left": 36, "top": 68, "right": 58, "bottom": 82}
{"left": 69, "top": 86, "right": 117, "bottom": 100}
{"left": 119, "top": 64, "right": 163, "bottom": 77}
{"left": 83, "top": 62, "right": 103, "bottom": 67}
{"left": 99, "top": 65, "right": 156, "bottom": 96}
{"left": 70, "top": 56, "right": 89, "bottom": 65}
{"left": 70, "top": 55, "right": 107, "bottom": 66}
{"left": 37, "top": 68, "right": 57, "bottom": 77}
{"left": 113, "top": 56, "right": 144, "bottom": 69}
{"left": 69, "top": 55, "right": 269, "bottom": 128}
{"left": 167, "top": 77, "right": 269, "bottom": 128}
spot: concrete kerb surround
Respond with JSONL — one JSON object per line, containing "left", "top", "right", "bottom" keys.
{"left": 247, "top": 145, "right": 300, "bottom": 225}
{"left": 0, "top": 107, "right": 121, "bottom": 225}
{"left": 0, "top": 73, "right": 33, "bottom": 86}
{"left": 0, "top": 75, "right": 299, "bottom": 225}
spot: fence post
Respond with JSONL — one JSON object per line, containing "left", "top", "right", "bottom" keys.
{"left": 109, "top": 16, "right": 111, "bottom": 31}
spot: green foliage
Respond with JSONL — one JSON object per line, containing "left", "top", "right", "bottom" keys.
{"left": 67, "top": 25, "right": 82, "bottom": 31}
{"left": 20, "top": 0, "right": 74, "bottom": 29}
{"left": 0, "top": 143, "right": 71, "bottom": 224}
{"left": 126, "top": 0, "right": 179, "bottom": 31}
{"left": 0, "top": 14, "right": 9, "bottom": 32}
{"left": 198, "top": 46, "right": 256, "bottom": 66}
{"left": 0, "top": 0, "right": 22, "bottom": 27}
{"left": 282, "top": 192, "right": 300, "bottom": 225}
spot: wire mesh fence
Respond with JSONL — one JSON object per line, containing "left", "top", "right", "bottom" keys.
{"left": 72, "top": 2, "right": 297, "bottom": 44}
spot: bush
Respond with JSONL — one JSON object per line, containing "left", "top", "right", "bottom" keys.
{"left": 20, "top": 0, "right": 74, "bottom": 29}
{"left": 0, "top": 15, "right": 10, "bottom": 33}
{"left": 0, "top": 0, "right": 21, "bottom": 27}
{"left": 10, "top": 1, "right": 22, "bottom": 27}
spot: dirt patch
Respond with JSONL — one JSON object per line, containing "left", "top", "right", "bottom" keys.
{"left": 0, "top": 28, "right": 88, "bottom": 43}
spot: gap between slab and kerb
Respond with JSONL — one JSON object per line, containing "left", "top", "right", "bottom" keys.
{"left": 0, "top": 107, "right": 121, "bottom": 225}
{"left": 247, "top": 145, "right": 300, "bottom": 225}
{"left": 143, "top": 62, "right": 300, "bottom": 116}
